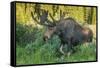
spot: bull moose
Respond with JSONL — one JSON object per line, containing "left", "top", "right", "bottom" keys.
{"left": 31, "top": 10, "right": 93, "bottom": 56}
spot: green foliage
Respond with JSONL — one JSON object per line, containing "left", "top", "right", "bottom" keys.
{"left": 16, "top": 3, "right": 97, "bottom": 25}
{"left": 16, "top": 23, "right": 40, "bottom": 46}
{"left": 16, "top": 24, "right": 96, "bottom": 65}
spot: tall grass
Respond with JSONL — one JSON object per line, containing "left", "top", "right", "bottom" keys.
{"left": 16, "top": 23, "right": 96, "bottom": 65}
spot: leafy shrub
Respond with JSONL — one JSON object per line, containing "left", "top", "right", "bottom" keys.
{"left": 16, "top": 23, "right": 41, "bottom": 46}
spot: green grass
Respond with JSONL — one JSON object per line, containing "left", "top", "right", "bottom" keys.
{"left": 16, "top": 24, "right": 96, "bottom": 65}
{"left": 16, "top": 34, "right": 96, "bottom": 65}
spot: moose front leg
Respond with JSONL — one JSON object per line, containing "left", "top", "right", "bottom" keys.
{"left": 59, "top": 40, "right": 74, "bottom": 56}
{"left": 60, "top": 45, "right": 72, "bottom": 56}
{"left": 59, "top": 43, "right": 73, "bottom": 61}
{"left": 59, "top": 43, "right": 65, "bottom": 61}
